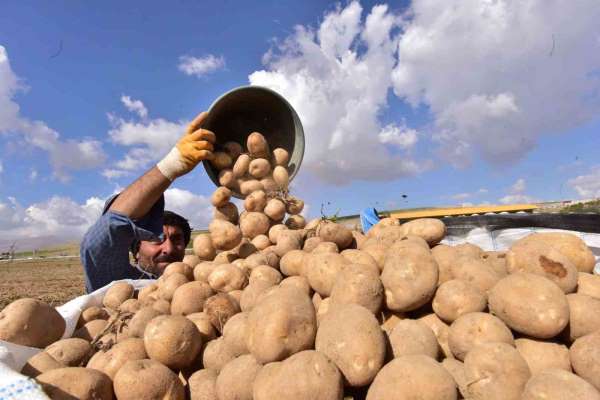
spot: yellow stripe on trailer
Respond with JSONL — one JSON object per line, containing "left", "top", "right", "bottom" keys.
{"left": 389, "top": 204, "right": 538, "bottom": 220}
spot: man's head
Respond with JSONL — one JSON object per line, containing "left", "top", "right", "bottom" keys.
{"left": 133, "top": 211, "right": 191, "bottom": 276}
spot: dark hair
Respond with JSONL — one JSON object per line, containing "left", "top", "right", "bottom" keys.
{"left": 131, "top": 210, "right": 191, "bottom": 256}
{"left": 163, "top": 210, "right": 192, "bottom": 245}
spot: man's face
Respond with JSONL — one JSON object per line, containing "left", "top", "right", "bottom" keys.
{"left": 137, "top": 225, "right": 186, "bottom": 276}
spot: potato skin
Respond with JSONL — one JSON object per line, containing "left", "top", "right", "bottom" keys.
{"left": 188, "top": 369, "right": 218, "bottom": 400}
{"left": 272, "top": 166, "right": 289, "bottom": 189}
{"left": 214, "top": 202, "right": 239, "bottom": 224}
{"left": 202, "top": 338, "right": 237, "bottom": 374}
{"left": 388, "top": 319, "right": 439, "bottom": 360}
{"left": 506, "top": 241, "right": 578, "bottom": 293}
{"left": 317, "top": 221, "right": 353, "bottom": 250}
{"left": 521, "top": 369, "right": 600, "bottom": 400}
{"left": 570, "top": 331, "right": 600, "bottom": 390}
{"left": 305, "top": 253, "right": 348, "bottom": 296}
{"left": 431, "top": 245, "right": 458, "bottom": 285}
{"left": 247, "top": 132, "right": 270, "bottom": 158}
{"left": 170, "top": 281, "right": 214, "bottom": 315}
{"left": 163, "top": 261, "right": 194, "bottom": 280}
{"left": 249, "top": 158, "right": 271, "bottom": 179}
{"left": 113, "top": 359, "right": 185, "bottom": 400}
{"left": 36, "top": 367, "right": 114, "bottom": 400}
{"left": 398, "top": 218, "right": 446, "bottom": 246}
{"left": 329, "top": 263, "right": 383, "bottom": 314}
{"left": 316, "top": 304, "right": 385, "bottom": 387}
{"left": 0, "top": 298, "right": 65, "bottom": 347}
{"left": 233, "top": 154, "right": 251, "bottom": 177}
{"left": 193, "top": 234, "right": 217, "bottom": 261}
{"left": 517, "top": 232, "right": 596, "bottom": 273}
{"left": 463, "top": 342, "right": 531, "bottom": 400}
{"left": 211, "top": 186, "right": 232, "bottom": 208}
{"left": 450, "top": 257, "right": 501, "bottom": 293}
{"left": 143, "top": 315, "right": 203, "bottom": 370}
{"left": 244, "top": 190, "right": 267, "bottom": 212}
{"left": 433, "top": 280, "right": 487, "bottom": 323}
{"left": 209, "top": 219, "right": 243, "bottom": 251}
{"left": 207, "top": 263, "right": 247, "bottom": 293}
{"left": 204, "top": 293, "right": 241, "bottom": 333}
{"left": 272, "top": 147, "right": 289, "bottom": 166}
{"left": 216, "top": 354, "right": 262, "bottom": 400}
{"left": 77, "top": 306, "right": 109, "bottom": 328}
{"left": 253, "top": 350, "right": 343, "bottom": 400}
{"left": 381, "top": 247, "right": 439, "bottom": 312}
{"left": 565, "top": 293, "right": 600, "bottom": 341}
{"left": 488, "top": 273, "right": 569, "bottom": 339}
{"left": 366, "top": 355, "right": 457, "bottom": 400}
{"left": 222, "top": 312, "right": 249, "bottom": 357}
{"left": 448, "top": 312, "right": 514, "bottom": 361}
{"left": 128, "top": 306, "right": 164, "bottom": 337}
{"left": 103, "top": 282, "right": 135, "bottom": 310}
{"left": 240, "top": 212, "right": 271, "bottom": 239}
{"left": 22, "top": 351, "right": 65, "bottom": 378}
{"left": 577, "top": 272, "right": 600, "bottom": 299}
{"left": 280, "top": 249, "right": 307, "bottom": 276}
{"left": 246, "top": 286, "right": 316, "bottom": 364}
{"left": 45, "top": 338, "right": 92, "bottom": 367}
{"left": 514, "top": 338, "right": 571, "bottom": 375}
{"left": 340, "top": 249, "right": 378, "bottom": 270}
{"left": 186, "top": 312, "right": 217, "bottom": 343}
{"left": 73, "top": 319, "right": 108, "bottom": 341}
{"left": 441, "top": 358, "right": 468, "bottom": 398}
{"left": 87, "top": 337, "right": 147, "bottom": 379}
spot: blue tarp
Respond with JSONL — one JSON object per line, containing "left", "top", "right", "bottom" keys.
{"left": 360, "top": 207, "right": 380, "bottom": 233}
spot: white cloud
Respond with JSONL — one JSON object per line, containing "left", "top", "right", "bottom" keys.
{"left": 178, "top": 54, "right": 225, "bottom": 77}
{"left": 378, "top": 124, "right": 418, "bottom": 149}
{"left": 101, "top": 168, "right": 130, "bottom": 180}
{"left": 499, "top": 178, "right": 538, "bottom": 204}
{"left": 29, "top": 168, "right": 37, "bottom": 181}
{"left": 164, "top": 188, "right": 213, "bottom": 230}
{"left": 249, "top": 2, "right": 430, "bottom": 184}
{"left": 509, "top": 178, "right": 526, "bottom": 194}
{"left": 107, "top": 111, "right": 186, "bottom": 175}
{"left": 451, "top": 193, "right": 471, "bottom": 201}
{"left": 447, "top": 187, "right": 488, "bottom": 202}
{"left": 0, "top": 46, "right": 106, "bottom": 181}
{"left": 392, "top": 0, "right": 600, "bottom": 167}
{"left": 0, "top": 160, "right": 3, "bottom": 174}
{"left": 0, "top": 195, "right": 104, "bottom": 250}
{"left": 499, "top": 194, "right": 539, "bottom": 204}
{"left": 0, "top": 187, "right": 214, "bottom": 250}
{"left": 568, "top": 166, "right": 600, "bottom": 198}
{"left": 120, "top": 95, "right": 148, "bottom": 119}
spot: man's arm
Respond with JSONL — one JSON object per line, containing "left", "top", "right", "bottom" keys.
{"left": 81, "top": 111, "right": 216, "bottom": 291}
{"left": 109, "top": 167, "right": 171, "bottom": 219}
{"left": 109, "top": 111, "right": 215, "bottom": 219}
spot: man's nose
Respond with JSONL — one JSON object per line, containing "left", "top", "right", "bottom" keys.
{"left": 161, "top": 238, "right": 174, "bottom": 254}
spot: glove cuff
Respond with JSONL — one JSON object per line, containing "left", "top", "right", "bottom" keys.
{"left": 157, "top": 147, "right": 185, "bottom": 181}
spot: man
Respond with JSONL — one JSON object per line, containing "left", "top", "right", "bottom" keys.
{"left": 80, "top": 112, "right": 215, "bottom": 292}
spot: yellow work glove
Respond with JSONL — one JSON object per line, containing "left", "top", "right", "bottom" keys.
{"left": 157, "top": 111, "right": 216, "bottom": 181}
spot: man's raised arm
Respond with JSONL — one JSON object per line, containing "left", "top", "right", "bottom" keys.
{"left": 109, "top": 111, "right": 215, "bottom": 219}
{"left": 80, "top": 111, "right": 215, "bottom": 292}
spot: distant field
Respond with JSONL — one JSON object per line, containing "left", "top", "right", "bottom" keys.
{"left": 0, "top": 257, "right": 85, "bottom": 309}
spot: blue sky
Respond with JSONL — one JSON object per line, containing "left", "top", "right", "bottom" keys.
{"left": 1, "top": 0, "right": 600, "bottom": 249}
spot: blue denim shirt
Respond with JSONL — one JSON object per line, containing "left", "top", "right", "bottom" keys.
{"left": 80, "top": 194, "right": 164, "bottom": 292}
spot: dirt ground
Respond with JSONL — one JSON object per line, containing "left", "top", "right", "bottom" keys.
{"left": 0, "top": 257, "right": 85, "bottom": 309}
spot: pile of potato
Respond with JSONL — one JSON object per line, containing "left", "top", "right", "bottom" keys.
{"left": 2, "top": 132, "right": 600, "bottom": 399}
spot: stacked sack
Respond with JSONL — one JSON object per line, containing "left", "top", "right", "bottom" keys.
{"left": 1, "top": 132, "right": 600, "bottom": 399}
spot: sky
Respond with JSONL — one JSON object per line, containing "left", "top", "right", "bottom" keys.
{"left": 1, "top": 0, "right": 600, "bottom": 250}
